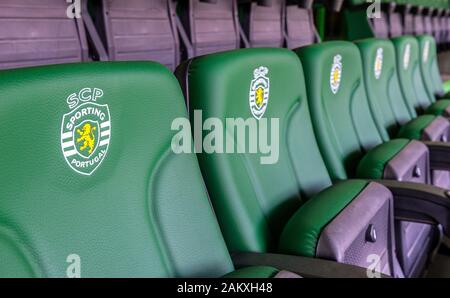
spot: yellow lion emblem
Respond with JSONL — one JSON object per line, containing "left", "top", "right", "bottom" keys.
{"left": 76, "top": 123, "right": 97, "bottom": 154}
{"left": 375, "top": 60, "right": 382, "bottom": 73}
{"left": 332, "top": 69, "right": 340, "bottom": 84}
{"left": 255, "top": 87, "right": 265, "bottom": 108}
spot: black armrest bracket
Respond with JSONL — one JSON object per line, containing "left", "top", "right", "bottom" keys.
{"left": 231, "top": 252, "right": 389, "bottom": 278}
{"left": 423, "top": 141, "right": 450, "bottom": 171}
{"left": 374, "top": 180, "right": 450, "bottom": 236}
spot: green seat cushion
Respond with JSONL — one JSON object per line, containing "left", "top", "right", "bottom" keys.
{"left": 346, "top": 0, "right": 367, "bottom": 5}
{"left": 425, "top": 99, "right": 450, "bottom": 116}
{"left": 443, "top": 81, "right": 450, "bottom": 94}
{"left": 356, "top": 139, "right": 411, "bottom": 179}
{"left": 397, "top": 115, "right": 437, "bottom": 140}
{"left": 278, "top": 180, "right": 368, "bottom": 258}
{"left": 223, "top": 266, "right": 280, "bottom": 278}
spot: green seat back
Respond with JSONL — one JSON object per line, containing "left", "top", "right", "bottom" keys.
{"left": 355, "top": 38, "right": 416, "bottom": 138}
{"left": 178, "top": 48, "right": 332, "bottom": 253}
{"left": 295, "top": 41, "right": 386, "bottom": 181}
{"left": 417, "top": 35, "right": 445, "bottom": 97}
{"left": 0, "top": 62, "right": 234, "bottom": 277}
{"left": 392, "top": 36, "right": 435, "bottom": 114}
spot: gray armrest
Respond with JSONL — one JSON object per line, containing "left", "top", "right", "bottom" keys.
{"left": 422, "top": 141, "right": 450, "bottom": 171}
{"left": 374, "top": 180, "right": 450, "bottom": 236}
{"left": 231, "top": 252, "right": 389, "bottom": 278}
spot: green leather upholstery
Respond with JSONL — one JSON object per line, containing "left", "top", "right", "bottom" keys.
{"left": 278, "top": 180, "right": 368, "bottom": 257}
{"left": 355, "top": 38, "right": 446, "bottom": 142}
{"left": 355, "top": 39, "right": 415, "bottom": 137}
{"left": 223, "top": 266, "right": 279, "bottom": 278}
{"left": 355, "top": 38, "right": 450, "bottom": 188}
{"left": 444, "top": 81, "right": 450, "bottom": 94}
{"left": 397, "top": 115, "right": 438, "bottom": 140}
{"left": 296, "top": 41, "right": 418, "bottom": 180}
{"left": 0, "top": 62, "right": 277, "bottom": 278}
{"left": 392, "top": 36, "right": 432, "bottom": 114}
{"left": 179, "top": 48, "right": 332, "bottom": 253}
{"left": 392, "top": 36, "right": 450, "bottom": 117}
{"left": 426, "top": 99, "right": 450, "bottom": 116}
{"left": 356, "top": 139, "right": 410, "bottom": 179}
{"left": 296, "top": 41, "right": 440, "bottom": 276}
{"left": 417, "top": 35, "right": 445, "bottom": 98}
{"left": 177, "top": 48, "right": 390, "bottom": 264}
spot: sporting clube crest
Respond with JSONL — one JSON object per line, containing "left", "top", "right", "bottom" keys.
{"left": 60, "top": 88, "right": 111, "bottom": 175}
{"left": 171, "top": 66, "right": 280, "bottom": 165}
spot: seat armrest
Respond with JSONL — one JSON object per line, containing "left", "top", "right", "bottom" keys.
{"left": 374, "top": 180, "right": 450, "bottom": 236}
{"left": 231, "top": 252, "right": 389, "bottom": 278}
{"left": 423, "top": 141, "right": 450, "bottom": 171}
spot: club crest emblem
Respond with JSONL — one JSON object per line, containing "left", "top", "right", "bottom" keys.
{"left": 249, "top": 66, "right": 270, "bottom": 120}
{"left": 403, "top": 43, "right": 411, "bottom": 70}
{"left": 374, "top": 48, "right": 383, "bottom": 80}
{"left": 330, "top": 55, "right": 342, "bottom": 94}
{"left": 423, "top": 40, "right": 430, "bottom": 63}
{"left": 60, "top": 88, "right": 111, "bottom": 175}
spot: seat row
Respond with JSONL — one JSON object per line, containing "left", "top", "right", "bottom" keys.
{"left": 4, "top": 0, "right": 450, "bottom": 72}
{"left": 345, "top": 0, "right": 450, "bottom": 46}
{"left": 177, "top": 33, "right": 450, "bottom": 278}
{"left": 0, "top": 0, "right": 320, "bottom": 71}
{"left": 2, "top": 34, "right": 450, "bottom": 277}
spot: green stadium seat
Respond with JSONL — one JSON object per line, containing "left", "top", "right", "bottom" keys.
{"left": 416, "top": 35, "right": 447, "bottom": 98}
{"left": 0, "top": 61, "right": 288, "bottom": 278}
{"left": 391, "top": 36, "right": 450, "bottom": 117}
{"left": 297, "top": 41, "right": 430, "bottom": 184}
{"left": 296, "top": 41, "right": 442, "bottom": 277}
{"left": 355, "top": 38, "right": 450, "bottom": 189}
{"left": 175, "top": 47, "right": 441, "bottom": 277}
